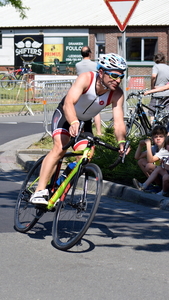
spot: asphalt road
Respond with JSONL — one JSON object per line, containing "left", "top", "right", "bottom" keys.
{"left": 0, "top": 114, "right": 44, "bottom": 145}
{"left": 1, "top": 113, "right": 169, "bottom": 300}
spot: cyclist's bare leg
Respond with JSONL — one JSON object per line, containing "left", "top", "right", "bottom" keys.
{"left": 35, "top": 134, "right": 70, "bottom": 192}
{"left": 74, "top": 143, "right": 95, "bottom": 162}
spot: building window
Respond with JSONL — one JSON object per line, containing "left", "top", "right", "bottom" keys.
{"left": 96, "top": 33, "right": 105, "bottom": 57}
{"left": 126, "top": 37, "right": 157, "bottom": 61}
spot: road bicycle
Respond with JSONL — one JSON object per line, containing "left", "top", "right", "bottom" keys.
{"left": 0, "top": 65, "right": 32, "bottom": 90}
{"left": 106, "top": 90, "right": 169, "bottom": 137}
{"left": 14, "top": 122, "right": 129, "bottom": 251}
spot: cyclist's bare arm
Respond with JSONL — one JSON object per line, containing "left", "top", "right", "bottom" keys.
{"left": 111, "top": 87, "right": 127, "bottom": 152}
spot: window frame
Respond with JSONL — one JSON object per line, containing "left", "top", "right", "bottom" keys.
{"left": 118, "top": 36, "right": 158, "bottom": 66}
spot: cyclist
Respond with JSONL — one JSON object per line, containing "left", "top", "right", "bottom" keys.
{"left": 30, "top": 53, "right": 128, "bottom": 204}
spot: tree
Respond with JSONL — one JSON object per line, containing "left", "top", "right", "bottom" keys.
{"left": 0, "top": 0, "right": 29, "bottom": 19}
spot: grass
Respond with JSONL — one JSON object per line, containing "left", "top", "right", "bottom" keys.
{"left": 0, "top": 78, "right": 44, "bottom": 114}
{"left": 29, "top": 135, "right": 53, "bottom": 149}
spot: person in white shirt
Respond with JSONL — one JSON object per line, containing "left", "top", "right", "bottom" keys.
{"left": 30, "top": 53, "right": 128, "bottom": 204}
{"left": 75, "top": 46, "right": 102, "bottom": 135}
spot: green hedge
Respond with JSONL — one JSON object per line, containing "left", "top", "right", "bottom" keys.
{"left": 92, "top": 128, "right": 146, "bottom": 186}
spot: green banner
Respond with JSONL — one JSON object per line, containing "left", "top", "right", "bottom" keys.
{"left": 63, "top": 37, "right": 88, "bottom": 64}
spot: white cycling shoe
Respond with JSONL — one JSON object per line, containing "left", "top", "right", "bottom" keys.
{"left": 30, "top": 189, "right": 49, "bottom": 205}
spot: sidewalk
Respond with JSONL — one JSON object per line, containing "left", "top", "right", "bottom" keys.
{"left": 1, "top": 133, "right": 169, "bottom": 210}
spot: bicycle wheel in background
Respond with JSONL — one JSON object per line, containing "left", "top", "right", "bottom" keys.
{"left": 108, "top": 116, "right": 146, "bottom": 137}
{"left": 14, "top": 156, "right": 45, "bottom": 233}
{"left": 160, "top": 115, "right": 169, "bottom": 128}
{"left": 52, "top": 163, "right": 103, "bottom": 251}
{"left": 1, "top": 74, "right": 16, "bottom": 90}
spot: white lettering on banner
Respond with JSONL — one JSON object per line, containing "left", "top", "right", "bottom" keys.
{"left": 68, "top": 42, "right": 83, "bottom": 46}
{"left": 15, "top": 36, "right": 43, "bottom": 62}
{"left": 65, "top": 46, "right": 82, "bottom": 51}
{"left": 16, "top": 48, "right": 42, "bottom": 56}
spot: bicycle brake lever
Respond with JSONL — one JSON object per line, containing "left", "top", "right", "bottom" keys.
{"left": 122, "top": 141, "right": 130, "bottom": 163}
{"left": 74, "top": 121, "right": 85, "bottom": 144}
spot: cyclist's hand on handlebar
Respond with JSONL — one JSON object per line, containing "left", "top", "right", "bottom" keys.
{"left": 118, "top": 141, "right": 130, "bottom": 156}
{"left": 69, "top": 120, "right": 80, "bottom": 137}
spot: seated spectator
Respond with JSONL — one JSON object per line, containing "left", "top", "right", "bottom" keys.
{"left": 134, "top": 125, "right": 168, "bottom": 178}
{"left": 133, "top": 136, "right": 169, "bottom": 196}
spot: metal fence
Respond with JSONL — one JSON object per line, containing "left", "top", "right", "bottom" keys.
{"left": 126, "top": 75, "right": 151, "bottom": 108}
{"left": 42, "top": 81, "right": 73, "bottom": 135}
{"left": 0, "top": 79, "right": 28, "bottom": 113}
{"left": 0, "top": 75, "right": 152, "bottom": 134}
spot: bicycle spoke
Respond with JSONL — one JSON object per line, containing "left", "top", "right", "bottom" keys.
{"left": 52, "top": 163, "right": 102, "bottom": 250}
{"left": 14, "top": 157, "right": 45, "bottom": 232}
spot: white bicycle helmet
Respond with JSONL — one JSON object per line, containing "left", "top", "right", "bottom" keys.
{"left": 97, "top": 53, "right": 127, "bottom": 71}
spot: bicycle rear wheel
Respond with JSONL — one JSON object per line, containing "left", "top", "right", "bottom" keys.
{"left": 14, "top": 156, "right": 45, "bottom": 233}
{"left": 1, "top": 75, "right": 16, "bottom": 90}
{"left": 159, "top": 115, "right": 169, "bottom": 128}
{"left": 108, "top": 116, "right": 146, "bottom": 137}
{"left": 52, "top": 163, "right": 102, "bottom": 251}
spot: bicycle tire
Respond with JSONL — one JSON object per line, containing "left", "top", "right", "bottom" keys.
{"left": 158, "top": 115, "right": 169, "bottom": 128}
{"left": 52, "top": 163, "right": 103, "bottom": 251}
{"left": 14, "top": 156, "right": 45, "bottom": 233}
{"left": 1, "top": 74, "right": 16, "bottom": 90}
{"left": 108, "top": 116, "right": 146, "bottom": 137}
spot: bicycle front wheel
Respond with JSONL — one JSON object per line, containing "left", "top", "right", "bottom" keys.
{"left": 52, "top": 163, "right": 102, "bottom": 251}
{"left": 14, "top": 156, "right": 45, "bottom": 233}
{"left": 1, "top": 75, "right": 16, "bottom": 90}
{"left": 108, "top": 116, "right": 146, "bottom": 137}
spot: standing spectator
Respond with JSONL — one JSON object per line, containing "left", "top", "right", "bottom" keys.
{"left": 75, "top": 46, "right": 102, "bottom": 135}
{"left": 149, "top": 52, "right": 169, "bottom": 123}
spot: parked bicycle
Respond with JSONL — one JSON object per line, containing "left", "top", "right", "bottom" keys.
{"left": 14, "top": 121, "right": 129, "bottom": 251}
{"left": 107, "top": 90, "right": 168, "bottom": 137}
{"left": 0, "top": 64, "right": 32, "bottom": 90}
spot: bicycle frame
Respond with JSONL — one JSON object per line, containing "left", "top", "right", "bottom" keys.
{"left": 127, "top": 92, "right": 163, "bottom": 136}
{"left": 136, "top": 102, "right": 152, "bottom": 134}
{"left": 47, "top": 147, "right": 91, "bottom": 210}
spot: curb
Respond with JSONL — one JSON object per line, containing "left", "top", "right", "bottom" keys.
{"left": 16, "top": 149, "right": 169, "bottom": 211}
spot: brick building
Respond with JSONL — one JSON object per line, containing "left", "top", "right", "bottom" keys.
{"left": 0, "top": 0, "right": 169, "bottom": 78}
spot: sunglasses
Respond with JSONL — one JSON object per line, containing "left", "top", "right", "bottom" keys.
{"left": 104, "top": 71, "right": 124, "bottom": 80}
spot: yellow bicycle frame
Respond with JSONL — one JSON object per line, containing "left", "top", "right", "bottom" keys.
{"left": 47, "top": 147, "right": 92, "bottom": 210}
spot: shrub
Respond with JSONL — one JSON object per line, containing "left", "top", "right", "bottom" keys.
{"left": 92, "top": 128, "right": 146, "bottom": 186}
